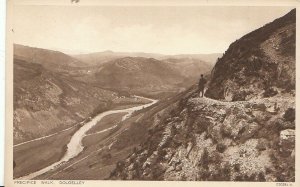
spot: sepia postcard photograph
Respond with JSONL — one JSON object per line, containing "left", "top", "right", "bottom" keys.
{"left": 5, "top": 0, "right": 300, "bottom": 186}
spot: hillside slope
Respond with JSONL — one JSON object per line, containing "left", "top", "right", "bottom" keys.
{"left": 110, "top": 90, "right": 295, "bottom": 181}
{"left": 109, "top": 9, "right": 295, "bottom": 182}
{"left": 14, "top": 44, "right": 87, "bottom": 72}
{"left": 13, "top": 56, "right": 146, "bottom": 144}
{"left": 205, "top": 9, "right": 295, "bottom": 101}
{"left": 162, "top": 58, "right": 215, "bottom": 81}
{"left": 73, "top": 57, "right": 189, "bottom": 98}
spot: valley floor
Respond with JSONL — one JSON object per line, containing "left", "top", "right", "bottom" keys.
{"left": 13, "top": 96, "right": 157, "bottom": 180}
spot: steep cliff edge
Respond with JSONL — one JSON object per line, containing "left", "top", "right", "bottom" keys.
{"left": 205, "top": 9, "right": 295, "bottom": 101}
{"left": 109, "top": 9, "right": 295, "bottom": 181}
{"left": 109, "top": 91, "right": 295, "bottom": 181}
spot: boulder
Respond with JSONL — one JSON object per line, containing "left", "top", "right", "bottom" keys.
{"left": 279, "top": 129, "right": 295, "bottom": 154}
{"left": 280, "top": 129, "right": 295, "bottom": 143}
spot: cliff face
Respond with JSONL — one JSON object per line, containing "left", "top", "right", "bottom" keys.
{"left": 109, "top": 10, "right": 295, "bottom": 182}
{"left": 205, "top": 9, "right": 295, "bottom": 101}
{"left": 109, "top": 90, "right": 295, "bottom": 181}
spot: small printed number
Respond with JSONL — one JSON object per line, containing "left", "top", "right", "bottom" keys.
{"left": 276, "top": 183, "right": 289, "bottom": 186}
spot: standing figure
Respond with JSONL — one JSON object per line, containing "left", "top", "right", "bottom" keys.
{"left": 198, "top": 74, "right": 207, "bottom": 97}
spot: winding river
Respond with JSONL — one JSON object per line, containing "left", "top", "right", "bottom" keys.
{"left": 17, "top": 96, "right": 158, "bottom": 180}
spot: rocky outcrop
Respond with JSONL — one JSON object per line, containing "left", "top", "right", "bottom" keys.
{"left": 205, "top": 9, "right": 295, "bottom": 101}
{"left": 109, "top": 91, "right": 295, "bottom": 181}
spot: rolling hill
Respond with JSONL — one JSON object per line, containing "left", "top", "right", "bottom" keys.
{"left": 14, "top": 44, "right": 88, "bottom": 72}
{"left": 92, "top": 57, "right": 187, "bottom": 98}
{"left": 162, "top": 57, "right": 215, "bottom": 81}
{"left": 13, "top": 54, "right": 148, "bottom": 144}
{"left": 71, "top": 56, "right": 206, "bottom": 98}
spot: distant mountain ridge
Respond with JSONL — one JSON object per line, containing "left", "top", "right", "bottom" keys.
{"left": 73, "top": 51, "right": 165, "bottom": 65}
{"left": 162, "top": 57, "right": 214, "bottom": 80}
{"left": 14, "top": 44, "right": 88, "bottom": 72}
{"left": 73, "top": 50, "right": 221, "bottom": 66}
{"left": 160, "top": 53, "right": 221, "bottom": 64}
{"left": 13, "top": 44, "right": 216, "bottom": 99}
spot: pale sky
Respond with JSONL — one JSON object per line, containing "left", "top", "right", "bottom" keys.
{"left": 13, "top": 5, "right": 294, "bottom": 55}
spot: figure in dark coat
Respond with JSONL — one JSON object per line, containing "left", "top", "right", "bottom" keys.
{"left": 198, "top": 74, "right": 207, "bottom": 97}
